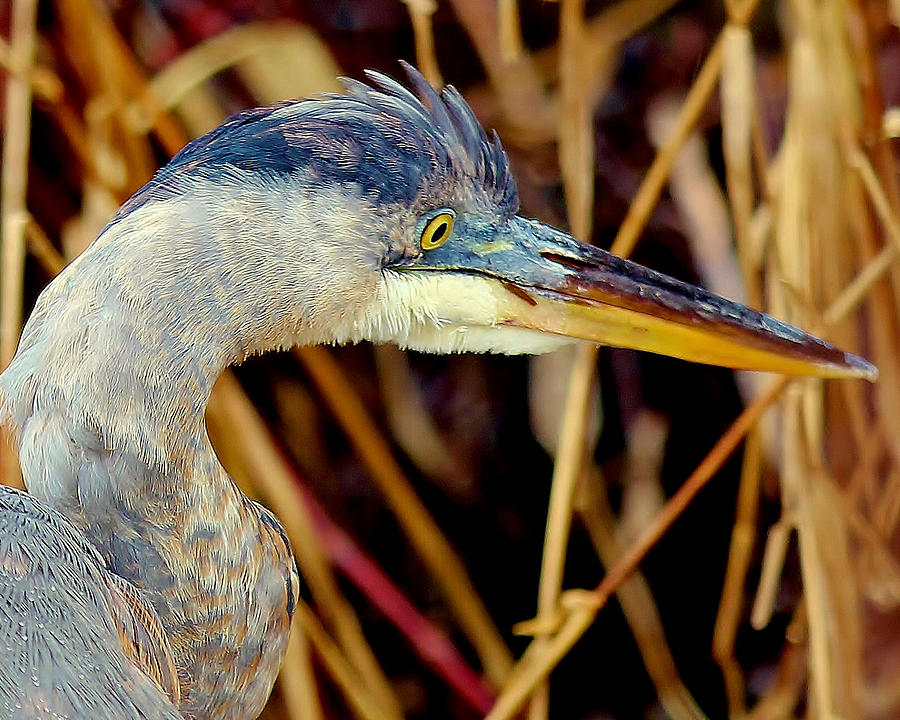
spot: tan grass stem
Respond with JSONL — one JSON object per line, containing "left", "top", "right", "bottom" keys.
{"left": 295, "top": 346, "right": 514, "bottom": 687}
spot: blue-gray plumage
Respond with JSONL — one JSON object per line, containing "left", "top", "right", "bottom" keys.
{"left": 0, "top": 63, "right": 876, "bottom": 720}
{"left": 0, "top": 485, "right": 183, "bottom": 719}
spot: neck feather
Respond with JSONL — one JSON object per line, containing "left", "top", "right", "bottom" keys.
{"left": 0, "top": 175, "right": 336, "bottom": 718}
{"left": 1, "top": 175, "right": 380, "bottom": 478}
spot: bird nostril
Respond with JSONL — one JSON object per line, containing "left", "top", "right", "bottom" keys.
{"left": 538, "top": 250, "right": 594, "bottom": 271}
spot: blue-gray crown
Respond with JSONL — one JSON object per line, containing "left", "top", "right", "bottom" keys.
{"left": 115, "top": 63, "right": 518, "bottom": 220}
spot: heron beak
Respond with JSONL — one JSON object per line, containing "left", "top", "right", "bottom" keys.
{"left": 398, "top": 216, "right": 877, "bottom": 380}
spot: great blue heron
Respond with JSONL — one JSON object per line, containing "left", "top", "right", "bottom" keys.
{"left": 0, "top": 64, "right": 875, "bottom": 719}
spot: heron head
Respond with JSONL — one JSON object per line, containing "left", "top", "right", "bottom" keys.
{"left": 114, "top": 64, "right": 874, "bottom": 380}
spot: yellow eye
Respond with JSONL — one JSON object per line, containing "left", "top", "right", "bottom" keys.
{"left": 420, "top": 212, "right": 455, "bottom": 250}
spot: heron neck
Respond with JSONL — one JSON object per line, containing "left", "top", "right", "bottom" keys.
{"left": 2, "top": 179, "right": 378, "bottom": 479}
{"left": 0, "top": 182, "right": 320, "bottom": 719}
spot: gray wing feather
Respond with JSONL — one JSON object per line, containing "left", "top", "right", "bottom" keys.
{"left": 0, "top": 485, "right": 183, "bottom": 719}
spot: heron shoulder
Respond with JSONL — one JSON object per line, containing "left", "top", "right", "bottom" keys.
{"left": 0, "top": 485, "right": 183, "bottom": 718}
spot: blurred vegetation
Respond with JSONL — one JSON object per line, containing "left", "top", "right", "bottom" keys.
{"left": 2, "top": 0, "right": 900, "bottom": 718}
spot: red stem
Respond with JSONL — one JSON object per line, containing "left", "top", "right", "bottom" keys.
{"left": 290, "top": 474, "right": 497, "bottom": 714}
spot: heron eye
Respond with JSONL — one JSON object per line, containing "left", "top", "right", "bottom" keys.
{"left": 420, "top": 212, "right": 455, "bottom": 250}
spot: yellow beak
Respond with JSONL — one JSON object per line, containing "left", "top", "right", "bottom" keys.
{"left": 398, "top": 216, "right": 876, "bottom": 381}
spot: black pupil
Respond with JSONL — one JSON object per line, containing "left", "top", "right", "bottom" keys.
{"left": 431, "top": 222, "right": 447, "bottom": 243}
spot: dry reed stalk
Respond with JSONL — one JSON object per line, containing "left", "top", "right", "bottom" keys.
{"left": 529, "top": 0, "right": 681, "bottom": 101}
{"left": 749, "top": 519, "right": 791, "bottom": 630}
{"left": 373, "top": 345, "right": 470, "bottom": 496}
{"left": 56, "top": 0, "right": 185, "bottom": 185}
{"left": 840, "top": 496, "right": 900, "bottom": 604}
{"left": 608, "top": 35, "right": 723, "bottom": 258}
{"left": 720, "top": 24, "right": 759, "bottom": 304}
{"left": 712, "top": 428, "right": 761, "bottom": 716}
{"left": 841, "top": 383, "right": 879, "bottom": 508}
{"left": 602, "top": 0, "right": 749, "bottom": 252}
{"left": 24, "top": 217, "right": 67, "bottom": 276}
{"left": 646, "top": 99, "right": 741, "bottom": 301}
{"left": 292, "top": 481, "right": 496, "bottom": 714}
{"left": 875, "top": 468, "right": 900, "bottom": 536}
{"left": 487, "top": 377, "right": 791, "bottom": 720}
{"left": 497, "top": 0, "right": 524, "bottom": 63}
{"left": 521, "top": 3, "right": 767, "bottom": 716}
{"left": 278, "top": 624, "right": 325, "bottom": 720}
{"left": 295, "top": 601, "right": 399, "bottom": 720}
{"left": 55, "top": 0, "right": 154, "bottom": 190}
{"left": 743, "top": 609, "right": 808, "bottom": 720}
{"left": 528, "top": 0, "right": 594, "bottom": 715}
{"left": 126, "top": 22, "right": 341, "bottom": 139}
{"left": 295, "top": 346, "right": 515, "bottom": 687}
{"left": 761, "top": 8, "right": 873, "bottom": 714}
{"left": 208, "top": 373, "right": 404, "bottom": 720}
{"left": 0, "top": 35, "right": 62, "bottom": 103}
{"left": 825, "top": 242, "right": 897, "bottom": 327}
{"left": 0, "top": 0, "right": 39, "bottom": 491}
{"left": 782, "top": 387, "right": 853, "bottom": 718}
{"left": 837, "top": 0, "right": 900, "bottom": 479}
{"left": 714, "top": 1, "right": 900, "bottom": 714}
{"left": 614, "top": 415, "right": 667, "bottom": 550}
{"left": 402, "top": 0, "right": 443, "bottom": 88}
{"left": 577, "top": 468, "right": 707, "bottom": 720}
{"left": 234, "top": 26, "right": 340, "bottom": 106}
{"left": 581, "top": 0, "right": 681, "bottom": 58}
{"left": 447, "top": 0, "right": 555, "bottom": 142}
{"left": 48, "top": 99, "right": 117, "bottom": 198}
{"left": 885, "top": 106, "right": 900, "bottom": 137}
{"left": 847, "top": 0, "right": 900, "bottom": 214}
{"left": 527, "top": 347, "right": 593, "bottom": 720}
{"left": 525, "top": 3, "right": 768, "bottom": 716}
